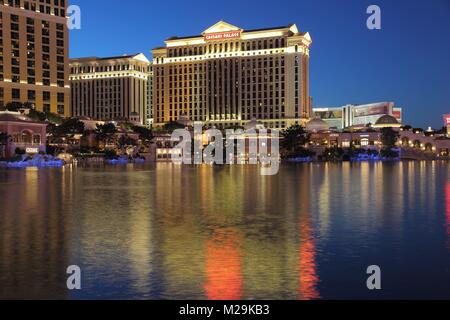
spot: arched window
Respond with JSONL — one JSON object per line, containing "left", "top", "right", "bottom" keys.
{"left": 413, "top": 140, "right": 421, "bottom": 149}
{"left": 21, "top": 130, "right": 32, "bottom": 144}
{"left": 401, "top": 137, "right": 409, "bottom": 146}
{"left": 33, "top": 134, "right": 41, "bottom": 144}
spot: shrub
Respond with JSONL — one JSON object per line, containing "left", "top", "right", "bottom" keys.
{"left": 380, "top": 148, "right": 399, "bottom": 159}
{"left": 104, "top": 149, "right": 117, "bottom": 160}
{"left": 15, "top": 147, "right": 26, "bottom": 155}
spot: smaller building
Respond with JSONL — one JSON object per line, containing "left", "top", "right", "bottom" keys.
{"left": 305, "top": 117, "right": 330, "bottom": 133}
{"left": 70, "top": 53, "right": 151, "bottom": 126}
{"left": 0, "top": 111, "right": 47, "bottom": 158}
{"left": 153, "top": 132, "right": 182, "bottom": 161}
{"left": 313, "top": 102, "right": 403, "bottom": 130}
{"left": 372, "top": 115, "right": 402, "bottom": 129}
{"left": 304, "top": 116, "right": 450, "bottom": 159}
{"left": 398, "top": 129, "right": 450, "bottom": 158}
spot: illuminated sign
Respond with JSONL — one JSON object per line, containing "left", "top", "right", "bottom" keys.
{"left": 205, "top": 31, "right": 241, "bottom": 41}
{"left": 353, "top": 105, "right": 390, "bottom": 117}
{"left": 26, "top": 148, "right": 39, "bottom": 154}
{"left": 393, "top": 110, "right": 402, "bottom": 120}
{"left": 444, "top": 114, "right": 450, "bottom": 125}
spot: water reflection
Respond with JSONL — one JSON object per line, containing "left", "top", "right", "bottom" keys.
{"left": 0, "top": 169, "right": 71, "bottom": 299}
{"left": 205, "top": 228, "right": 243, "bottom": 300}
{"left": 298, "top": 215, "right": 320, "bottom": 300}
{"left": 446, "top": 182, "right": 450, "bottom": 251}
{"left": 0, "top": 162, "right": 449, "bottom": 299}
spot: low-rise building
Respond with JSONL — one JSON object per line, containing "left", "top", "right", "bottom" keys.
{"left": 0, "top": 111, "right": 47, "bottom": 158}
{"left": 304, "top": 116, "right": 450, "bottom": 159}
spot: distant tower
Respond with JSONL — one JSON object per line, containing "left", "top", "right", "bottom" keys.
{"left": 444, "top": 115, "right": 450, "bottom": 137}
{"left": 130, "top": 112, "right": 141, "bottom": 124}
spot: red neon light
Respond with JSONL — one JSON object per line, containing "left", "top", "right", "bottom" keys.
{"left": 444, "top": 114, "right": 450, "bottom": 125}
{"left": 205, "top": 31, "right": 241, "bottom": 41}
{"left": 393, "top": 111, "right": 402, "bottom": 120}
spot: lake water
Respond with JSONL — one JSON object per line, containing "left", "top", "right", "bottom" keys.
{"left": 0, "top": 162, "right": 449, "bottom": 300}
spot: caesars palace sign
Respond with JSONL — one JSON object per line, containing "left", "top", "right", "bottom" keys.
{"left": 204, "top": 31, "right": 241, "bottom": 41}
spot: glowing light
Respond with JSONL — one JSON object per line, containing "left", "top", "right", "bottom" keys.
{"left": 205, "top": 31, "right": 241, "bottom": 41}
{"left": 446, "top": 183, "right": 450, "bottom": 250}
{"left": 298, "top": 219, "right": 320, "bottom": 300}
{"left": 204, "top": 228, "right": 243, "bottom": 300}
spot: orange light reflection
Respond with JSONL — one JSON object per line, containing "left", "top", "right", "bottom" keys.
{"left": 204, "top": 228, "right": 243, "bottom": 300}
{"left": 298, "top": 219, "right": 320, "bottom": 300}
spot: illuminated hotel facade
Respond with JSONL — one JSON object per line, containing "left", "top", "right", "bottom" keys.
{"left": 152, "top": 21, "right": 313, "bottom": 129}
{"left": 313, "top": 102, "right": 403, "bottom": 130}
{"left": 0, "top": 0, "right": 70, "bottom": 116}
{"left": 69, "top": 54, "right": 151, "bottom": 126}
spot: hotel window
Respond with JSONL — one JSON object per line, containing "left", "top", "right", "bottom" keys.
{"left": 28, "top": 90, "right": 36, "bottom": 101}
{"left": 12, "top": 89, "right": 20, "bottom": 100}
{"left": 43, "top": 91, "right": 51, "bottom": 101}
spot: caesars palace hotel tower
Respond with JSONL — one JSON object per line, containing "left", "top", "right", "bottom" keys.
{"left": 152, "top": 21, "right": 312, "bottom": 129}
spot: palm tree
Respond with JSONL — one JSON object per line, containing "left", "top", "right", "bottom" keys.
{"left": 95, "top": 123, "right": 117, "bottom": 149}
{"left": 324, "top": 146, "right": 344, "bottom": 161}
{"left": 280, "top": 125, "right": 310, "bottom": 157}
{"left": 380, "top": 127, "right": 400, "bottom": 159}
{"left": 117, "top": 134, "right": 137, "bottom": 154}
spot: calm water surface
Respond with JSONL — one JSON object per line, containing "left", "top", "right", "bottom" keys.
{"left": 0, "top": 162, "right": 449, "bottom": 299}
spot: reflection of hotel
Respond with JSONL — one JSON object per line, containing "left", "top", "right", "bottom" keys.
{"left": 152, "top": 21, "right": 313, "bottom": 129}
{"left": 313, "top": 102, "right": 403, "bottom": 130}
{"left": 0, "top": 0, "right": 70, "bottom": 115}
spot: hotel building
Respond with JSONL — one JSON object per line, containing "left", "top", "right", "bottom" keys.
{"left": 152, "top": 21, "right": 313, "bottom": 129}
{"left": 313, "top": 102, "right": 403, "bottom": 130}
{"left": 0, "top": 0, "right": 70, "bottom": 115}
{"left": 69, "top": 53, "right": 151, "bottom": 126}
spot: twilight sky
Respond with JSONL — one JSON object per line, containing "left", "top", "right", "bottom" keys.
{"left": 69, "top": 0, "right": 450, "bottom": 128}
